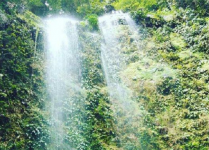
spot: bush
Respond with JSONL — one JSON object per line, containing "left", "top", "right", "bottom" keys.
{"left": 113, "top": 0, "right": 158, "bottom": 11}
{"left": 86, "top": 14, "right": 99, "bottom": 31}
{"left": 175, "top": 0, "right": 209, "bottom": 16}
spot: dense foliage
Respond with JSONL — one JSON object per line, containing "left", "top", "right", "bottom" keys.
{"left": 58, "top": 23, "right": 117, "bottom": 150}
{"left": 0, "top": 6, "right": 48, "bottom": 149}
{"left": 0, "top": 0, "right": 108, "bottom": 17}
{"left": 117, "top": 0, "right": 209, "bottom": 149}
{"left": 1, "top": 0, "right": 209, "bottom": 149}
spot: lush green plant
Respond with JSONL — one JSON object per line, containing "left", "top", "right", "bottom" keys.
{"left": 0, "top": 8, "right": 48, "bottom": 149}
{"left": 175, "top": 0, "right": 209, "bottom": 16}
{"left": 86, "top": 14, "right": 99, "bottom": 30}
{"left": 1, "top": 0, "right": 209, "bottom": 149}
{"left": 113, "top": 0, "right": 158, "bottom": 11}
{"left": 77, "top": 0, "right": 106, "bottom": 17}
{"left": 62, "top": 23, "right": 117, "bottom": 149}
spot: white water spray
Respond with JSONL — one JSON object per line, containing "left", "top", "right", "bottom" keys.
{"left": 45, "top": 17, "right": 81, "bottom": 149}
{"left": 99, "top": 12, "right": 142, "bottom": 147}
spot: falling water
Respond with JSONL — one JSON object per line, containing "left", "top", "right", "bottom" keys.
{"left": 99, "top": 11, "right": 142, "bottom": 147}
{"left": 44, "top": 13, "right": 142, "bottom": 149}
{"left": 45, "top": 17, "right": 81, "bottom": 149}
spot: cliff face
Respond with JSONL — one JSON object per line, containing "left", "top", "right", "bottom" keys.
{"left": 0, "top": 8, "right": 48, "bottom": 150}
{"left": 0, "top": 5, "right": 116, "bottom": 149}
{"left": 127, "top": 4, "right": 209, "bottom": 149}
{"left": 1, "top": 1, "right": 209, "bottom": 150}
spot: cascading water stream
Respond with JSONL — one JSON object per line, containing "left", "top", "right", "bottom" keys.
{"left": 99, "top": 11, "right": 142, "bottom": 147}
{"left": 45, "top": 17, "right": 81, "bottom": 149}
{"left": 44, "top": 13, "right": 142, "bottom": 149}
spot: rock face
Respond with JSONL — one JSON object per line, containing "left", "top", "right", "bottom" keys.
{"left": 129, "top": 4, "right": 209, "bottom": 150}
{"left": 0, "top": 9, "right": 47, "bottom": 150}
{"left": 1, "top": 0, "right": 209, "bottom": 149}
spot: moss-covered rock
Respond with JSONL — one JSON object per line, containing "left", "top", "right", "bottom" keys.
{"left": 170, "top": 32, "right": 186, "bottom": 50}
{"left": 0, "top": 9, "right": 48, "bottom": 150}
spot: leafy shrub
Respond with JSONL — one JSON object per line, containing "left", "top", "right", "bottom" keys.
{"left": 0, "top": 8, "right": 48, "bottom": 149}
{"left": 113, "top": 0, "right": 159, "bottom": 11}
{"left": 86, "top": 14, "right": 99, "bottom": 30}
{"left": 157, "top": 77, "right": 176, "bottom": 95}
{"left": 175, "top": 0, "right": 209, "bottom": 16}
{"left": 77, "top": 0, "right": 105, "bottom": 17}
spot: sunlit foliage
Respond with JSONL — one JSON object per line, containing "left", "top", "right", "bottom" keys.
{"left": 1, "top": 0, "right": 209, "bottom": 149}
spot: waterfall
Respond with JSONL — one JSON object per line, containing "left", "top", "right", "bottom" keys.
{"left": 45, "top": 17, "right": 81, "bottom": 149}
{"left": 44, "top": 13, "right": 142, "bottom": 149}
{"left": 99, "top": 12, "right": 142, "bottom": 147}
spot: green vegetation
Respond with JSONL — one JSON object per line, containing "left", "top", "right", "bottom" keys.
{"left": 85, "top": 14, "right": 99, "bottom": 30}
{"left": 64, "top": 24, "right": 117, "bottom": 149}
{"left": 0, "top": 0, "right": 108, "bottom": 17}
{"left": 114, "top": 0, "right": 209, "bottom": 149}
{"left": 0, "top": 4, "right": 47, "bottom": 149}
{"left": 113, "top": 0, "right": 158, "bottom": 11}
{"left": 1, "top": 0, "right": 209, "bottom": 149}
